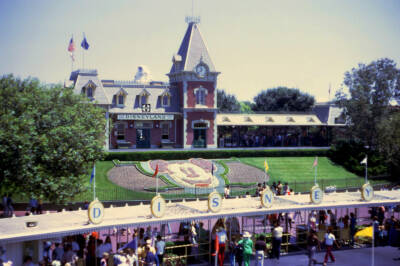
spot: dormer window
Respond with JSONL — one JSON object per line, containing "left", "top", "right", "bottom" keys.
{"left": 118, "top": 95, "right": 124, "bottom": 105}
{"left": 286, "top": 117, "right": 295, "bottom": 122}
{"left": 114, "top": 87, "right": 128, "bottom": 107}
{"left": 244, "top": 116, "right": 253, "bottom": 122}
{"left": 139, "top": 88, "right": 150, "bottom": 106}
{"left": 194, "top": 86, "right": 207, "bottom": 105}
{"left": 222, "top": 116, "right": 231, "bottom": 122}
{"left": 82, "top": 80, "right": 96, "bottom": 99}
{"left": 141, "top": 95, "right": 147, "bottom": 105}
{"left": 161, "top": 90, "right": 171, "bottom": 107}
{"left": 307, "top": 117, "right": 315, "bottom": 123}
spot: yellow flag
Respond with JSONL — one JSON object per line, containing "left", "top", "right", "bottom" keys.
{"left": 264, "top": 159, "right": 269, "bottom": 172}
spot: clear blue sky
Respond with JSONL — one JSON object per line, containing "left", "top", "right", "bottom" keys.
{"left": 1, "top": 0, "right": 400, "bottom": 102}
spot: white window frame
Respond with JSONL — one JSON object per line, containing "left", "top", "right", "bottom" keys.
{"left": 194, "top": 86, "right": 208, "bottom": 106}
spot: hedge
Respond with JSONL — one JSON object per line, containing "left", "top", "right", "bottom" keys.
{"left": 104, "top": 148, "right": 329, "bottom": 161}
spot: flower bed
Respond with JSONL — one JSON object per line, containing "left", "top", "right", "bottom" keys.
{"left": 139, "top": 158, "right": 225, "bottom": 191}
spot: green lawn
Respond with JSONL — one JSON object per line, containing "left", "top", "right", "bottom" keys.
{"left": 74, "top": 157, "right": 388, "bottom": 201}
{"left": 238, "top": 157, "right": 386, "bottom": 192}
{"left": 75, "top": 161, "right": 155, "bottom": 202}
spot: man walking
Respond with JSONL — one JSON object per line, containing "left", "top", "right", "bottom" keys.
{"left": 323, "top": 228, "right": 340, "bottom": 266}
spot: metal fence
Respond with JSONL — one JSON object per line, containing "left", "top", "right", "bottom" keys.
{"left": 74, "top": 177, "right": 391, "bottom": 203}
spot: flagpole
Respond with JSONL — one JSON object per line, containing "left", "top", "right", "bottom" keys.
{"left": 93, "top": 163, "right": 96, "bottom": 200}
{"left": 372, "top": 223, "right": 374, "bottom": 266}
{"left": 314, "top": 165, "right": 317, "bottom": 185}
{"left": 365, "top": 155, "right": 368, "bottom": 184}
{"left": 156, "top": 174, "right": 158, "bottom": 195}
{"left": 82, "top": 47, "right": 84, "bottom": 69}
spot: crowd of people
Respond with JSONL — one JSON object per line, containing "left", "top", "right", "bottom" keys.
{"left": 219, "top": 130, "right": 329, "bottom": 148}
{"left": 13, "top": 226, "right": 168, "bottom": 266}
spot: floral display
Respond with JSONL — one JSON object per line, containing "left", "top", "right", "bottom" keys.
{"left": 142, "top": 158, "right": 223, "bottom": 189}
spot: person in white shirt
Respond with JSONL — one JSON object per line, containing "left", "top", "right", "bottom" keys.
{"left": 323, "top": 228, "right": 340, "bottom": 266}
{"left": 155, "top": 235, "right": 165, "bottom": 265}
{"left": 224, "top": 185, "right": 230, "bottom": 198}
{"left": 272, "top": 222, "right": 283, "bottom": 261}
{"left": 126, "top": 248, "right": 138, "bottom": 266}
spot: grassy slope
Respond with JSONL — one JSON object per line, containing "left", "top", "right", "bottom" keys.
{"left": 238, "top": 157, "right": 386, "bottom": 192}
{"left": 77, "top": 157, "right": 387, "bottom": 201}
{"left": 239, "top": 157, "right": 357, "bottom": 182}
{"left": 77, "top": 161, "right": 154, "bottom": 201}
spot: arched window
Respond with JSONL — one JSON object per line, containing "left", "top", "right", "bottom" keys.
{"left": 194, "top": 86, "right": 207, "bottom": 106}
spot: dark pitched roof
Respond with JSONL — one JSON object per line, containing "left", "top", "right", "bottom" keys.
{"left": 170, "top": 22, "right": 215, "bottom": 74}
{"left": 312, "top": 105, "right": 330, "bottom": 124}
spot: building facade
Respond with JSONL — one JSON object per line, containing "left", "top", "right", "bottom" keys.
{"left": 69, "top": 19, "right": 346, "bottom": 150}
{"left": 69, "top": 19, "right": 219, "bottom": 149}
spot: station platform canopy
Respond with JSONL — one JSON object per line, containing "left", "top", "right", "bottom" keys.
{"left": 1, "top": 190, "right": 399, "bottom": 244}
{"left": 215, "top": 113, "right": 323, "bottom": 126}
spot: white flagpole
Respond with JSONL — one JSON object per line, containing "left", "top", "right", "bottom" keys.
{"left": 372, "top": 224, "right": 374, "bottom": 266}
{"left": 93, "top": 164, "right": 96, "bottom": 200}
{"left": 314, "top": 158, "right": 317, "bottom": 185}
{"left": 365, "top": 155, "right": 368, "bottom": 184}
{"left": 156, "top": 173, "right": 158, "bottom": 195}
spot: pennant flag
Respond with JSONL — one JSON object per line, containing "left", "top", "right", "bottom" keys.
{"left": 81, "top": 35, "right": 90, "bottom": 50}
{"left": 67, "top": 37, "right": 75, "bottom": 52}
{"left": 361, "top": 156, "right": 367, "bottom": 165}
{"left": 152, "top": 164, "right": 159, "bottom": 178}
{"left": 312, "top": 157, "right": 318, "bottom": 168}
{"left": 118, "top": 237, "right": 137, "bottom": 252}
{"left": 264, "top": 159, "right": 269, "bottom": 172}
{"left": 90, "top": 164, "right": 95, "bottom": 184}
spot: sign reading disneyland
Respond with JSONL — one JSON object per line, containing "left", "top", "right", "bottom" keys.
{"left": 70, "top": 16, "right": 219, "bottom": 149}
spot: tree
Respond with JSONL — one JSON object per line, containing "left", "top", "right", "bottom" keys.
{"left": 239, "top": 101, "right": 254, "bottom": 114}
{"left": 0, "top": 75, "right": 106, "bottom": 202}
{"left": 336, "top": 58, "right": 400, "bottom": 148}
{"left": 217, "top": 89, "right": 240, "bottom": 112}
{"left": 335, "top": 58, "right": 400, "bottom": 176}
{"left": 252, "top": 87, "right": 315, "bottom": 112}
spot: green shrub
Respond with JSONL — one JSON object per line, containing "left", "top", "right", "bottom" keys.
{"left": 328, "top": 140, "right": 387, "bottom": 176}
{"left": 104, "top": 149, "right": 329, "bottom": 161}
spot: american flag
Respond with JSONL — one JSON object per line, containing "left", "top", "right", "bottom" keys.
{"left": 67, "top": 37, "right": 75, "bottom": 52}
{"left": 68, "top": 37, "right": 75, "bottom": 61}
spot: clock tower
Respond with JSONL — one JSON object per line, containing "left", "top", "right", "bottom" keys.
{"left": 168, "top": 17, "right": 220, "bottom": 148}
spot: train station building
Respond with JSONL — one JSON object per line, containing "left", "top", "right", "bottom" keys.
{"left": 69, "top": 19, "right": 345, "bottom": 150}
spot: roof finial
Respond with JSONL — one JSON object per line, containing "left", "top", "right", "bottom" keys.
{"left": 185, "top": 0, "right": 200, "bottom": 24}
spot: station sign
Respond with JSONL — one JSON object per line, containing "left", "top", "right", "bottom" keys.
{"left": 88, "top": 199, "right": 105, "bottom": 224}
{"left": 310, "top": 185, "right": 323, "bottom": 204}
{"left": 208, "top": 191, "right": 222, "bottom": 213}
{"left": 117, "top": 114, "right": 174, "bottom": 120}
{"left": 151, "top": 195, "right": 167, "bottom": 218}
{"left": 260, "top": 187, "right": 274, "bottom": 208}
{"left": 361, "top": 183, "right": 374, "bottom": 201}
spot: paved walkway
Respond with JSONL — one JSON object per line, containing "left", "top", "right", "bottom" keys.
{"left": 195, "top": 246, "right": 400, "bottom": 266}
